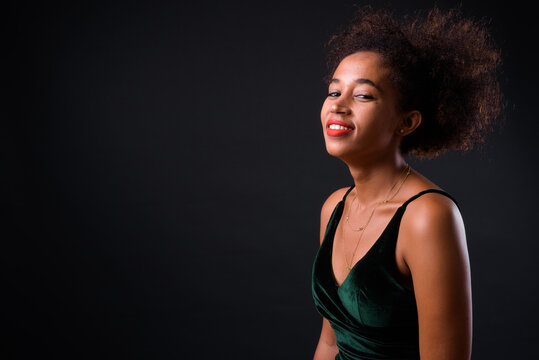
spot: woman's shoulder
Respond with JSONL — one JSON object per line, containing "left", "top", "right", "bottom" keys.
{"left": 320, "top": 186, "right": 350, "bottom": 224}
{"left": 404, "top": 190, "right": 460, "bottom": 224}
{"left": 321, "top": 186, "right": 352, "bottom": 214}
{"left": 399, "top": 184, "right": 464, "bottom": 251}
{"left": 319, "top": 186, "right": 353, "bottom": 243}
{"left": 400, "top": 170, "right": 457, "bottom": 210}
{"left": 398, "top": 171, "right": 462, "bottom": 234}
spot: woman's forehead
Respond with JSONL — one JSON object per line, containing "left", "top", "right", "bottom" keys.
{"left": 332, "top": 52, "right": 391, "bottom": 88}
{"left": 334, "top": 52, "right": 387, "bottom": 76}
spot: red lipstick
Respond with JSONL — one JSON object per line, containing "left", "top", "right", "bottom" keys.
{"left": 326, "top": 119, "right": 354, "bottom": 137}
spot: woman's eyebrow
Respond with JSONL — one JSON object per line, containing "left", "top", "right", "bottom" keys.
{"left": 355, "top": 78, "right": 379, "bottom": 89}
{"left": 330, "top": 78, "right": 381, "bottom": 91}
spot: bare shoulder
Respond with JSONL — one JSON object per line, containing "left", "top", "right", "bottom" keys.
{"left": 399, "top": 189, "right": 467, "bottom": 270}
{"left": 319, "top": 186, "right": 352, "bottom": 245}
{"left": 401, "top": 191, "right": 463, "bottom": 236}
{"left": 321, "top": 186, "right": 351, "bottom": 215}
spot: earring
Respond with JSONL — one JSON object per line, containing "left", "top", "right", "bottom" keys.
{"left": 399, "top": 129, "right": 405, "bottom": 134}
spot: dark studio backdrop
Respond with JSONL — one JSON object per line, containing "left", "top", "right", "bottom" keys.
{"left": 4, "top": 0, "right": 539, "bottom": 359}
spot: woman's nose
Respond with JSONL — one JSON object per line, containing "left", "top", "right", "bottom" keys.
{"left": 330, "top": 103, "right": 350, "bottom": 114}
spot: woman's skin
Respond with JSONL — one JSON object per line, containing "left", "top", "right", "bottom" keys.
{"left": 313, "top": 52, "right": 472, "bottom": 360}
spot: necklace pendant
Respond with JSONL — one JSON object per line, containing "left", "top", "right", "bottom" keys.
{"left": 359, "top": 227, "right": 364, "bottom": 231}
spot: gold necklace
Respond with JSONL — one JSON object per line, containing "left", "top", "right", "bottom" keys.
{"left": 343, "top": 164, "right": 411, "bottom": 270}
{"left": 345, "top": 164, "right": 410, "bottom": 232}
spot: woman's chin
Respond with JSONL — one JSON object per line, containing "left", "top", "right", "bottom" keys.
{"left": 325, "top": 143, "right": 356, "bottom": 161}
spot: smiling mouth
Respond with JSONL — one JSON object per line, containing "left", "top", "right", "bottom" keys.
{"left": 326, "top": 124, "right": 354, "bottom": 137}
{"left": 328, "top": 124, "right": 353, "bottom": 130}
{"left": 326, "top": 119, "right": 354, "bottom": 130}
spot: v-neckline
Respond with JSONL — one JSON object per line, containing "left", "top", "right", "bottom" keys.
{"left": 329, "top": 199, "right": 404, "bottom": 290}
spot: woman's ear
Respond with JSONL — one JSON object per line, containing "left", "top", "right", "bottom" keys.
{"left": 397, "top": 110, "right": 422, "bottom": 136}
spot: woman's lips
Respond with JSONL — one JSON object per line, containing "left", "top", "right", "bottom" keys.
{"left": 326, "top": 119, "right": 354, "bottom": 137}
{"left": 327, "top": 128, "right": 353, "bottom": 136}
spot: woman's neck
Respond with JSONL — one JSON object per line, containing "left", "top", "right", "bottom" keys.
{"left": 346, "top": 153, "right": 408, "bottom": 207}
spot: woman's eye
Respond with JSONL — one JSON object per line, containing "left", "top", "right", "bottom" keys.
{"left": 327, "top": 91, "right": 340, "bottom": 97}
{"left": 355, "top": 94, "right": 374, "bottom": 100}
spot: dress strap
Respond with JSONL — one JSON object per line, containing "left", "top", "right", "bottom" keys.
{"left": 401, "top": 188, "right": 460, "bottom": 211}
{"left": 342, "top": 184, "right": 356, "bottom": 201}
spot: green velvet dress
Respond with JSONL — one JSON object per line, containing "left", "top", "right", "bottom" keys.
{"left": 312, "top": 185, "right": 458, "bottom": 360}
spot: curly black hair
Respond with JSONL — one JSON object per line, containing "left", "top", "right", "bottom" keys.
{"left": 325, "top": 7, "right": 503, "bottom": 158}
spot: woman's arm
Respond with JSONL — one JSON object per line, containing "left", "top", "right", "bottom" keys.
{"left": 313, "top": 188, "right": 349, "bottom": 360}
{"left": 314, "top": 318, "right": 338, "bottom": 360}
{"left": 400, "top": 193, "right": 472, "bottom": 360}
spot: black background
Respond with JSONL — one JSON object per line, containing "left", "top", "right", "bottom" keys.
{"left": 4, "top": 0, "right": 539, "bottom": 359}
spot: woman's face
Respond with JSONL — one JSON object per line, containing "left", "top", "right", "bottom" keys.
{"left": 320, "top": 51, "right": 403, "bottom": 162}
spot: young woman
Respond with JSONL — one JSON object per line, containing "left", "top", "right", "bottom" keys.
{"left": 311, "top": 7, "right": 502, "bottom": 360}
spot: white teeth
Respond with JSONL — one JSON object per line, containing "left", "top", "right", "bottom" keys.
{"left": 328, "top": 124, "right": 352, "bottom": 130}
